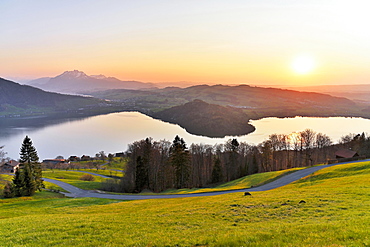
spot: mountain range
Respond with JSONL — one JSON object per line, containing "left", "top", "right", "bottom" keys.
{"left": 284, "top": 84, "right": 370, "bottom": 103}
{"left": 89, "top": 84, "right": 358, "bottom": 118}
{"left": 0, "top": 77, "right": 117, "bottom": 117}
{"left": 3, "top": 72, "right": 370, "bottom": 137}
{"left": 26, "top": 70, "right": 155, "bottom": 94}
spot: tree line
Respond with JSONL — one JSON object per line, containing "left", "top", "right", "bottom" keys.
{"left": 103, "top": 130, "right": 370, "bottom": 193}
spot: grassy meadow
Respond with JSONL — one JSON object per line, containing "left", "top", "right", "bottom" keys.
{"left": 42, "top": 171, "right": 108, "bottom": 190}
{"left": 77, "top": 168, "right": 124, "bottom": 178}
{"left": 0, "top": 161, "right": 369, "bottom": 246}
{"left": 159, "top": 167, "right": 304, "bottom": 195}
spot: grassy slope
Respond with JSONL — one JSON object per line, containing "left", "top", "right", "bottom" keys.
{"left": 157, "top": 167, "right": 303, "bottom": 195}
{"left": 0, "top": 162, "right": 369, "bottom": 246}
{"left": 42, "top": 171, "right": 107, "bottom": 190}
{"left": 77, "top": 169, "right": 124, "bottom": 178}
{"left": 43, "top": 167, "right": 300, "bottom": 194}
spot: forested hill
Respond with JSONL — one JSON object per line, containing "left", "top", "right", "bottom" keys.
{"left": 89, "top": 84, "right": 359, "bottom": 119}
{"left": 0, "top": 77, "right": 111, "bottom": 116}
{"left": 167, "top": 84, "right": 356, "bottom": 108}
{"left": 153, "top": 99, "right": 255, "bottom": 137}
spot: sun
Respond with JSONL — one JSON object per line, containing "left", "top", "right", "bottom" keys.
{"left": 291, "top": 54, "right": 316, "bottom": 75}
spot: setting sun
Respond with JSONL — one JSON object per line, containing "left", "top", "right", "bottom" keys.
{"left": 291, "top": 54, "right": 316, "bottom": 75}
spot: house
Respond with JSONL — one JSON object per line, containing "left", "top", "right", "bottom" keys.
{"left": 68, "top": 156, "right": 80, "bottom": 162}
{"left": 0, "top": 160, "right": 20, "bottom": 173}
{"left": 42, "top": 159, "right": 70, "bottom": 169}
{"left": 80, "top": 155, "right": 91, "bottom": 161}
{"left": 115, "top": 152, "right": 124, "bottom": 158}
{"left": 335, "top": 149, "right": 359, "bottom": 159}
{"left": 42, "top": 159, "right": 69, "bottom": 165}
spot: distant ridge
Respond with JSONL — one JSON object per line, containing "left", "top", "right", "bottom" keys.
{"left": 283, "top": 84, "right": 370, "bottom": 103}
{"left": 26, "top": 70, "right": 155, "bottom": 94}
{"left": 0, "top": 77, "right": 107, "bottom": 116}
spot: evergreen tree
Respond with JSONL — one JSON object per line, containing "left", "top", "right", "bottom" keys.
{"left": 170, "top": 135, "right": 190, "bottom": 189}
{"left": 22, "top": 163, "right": 37, "bottom": 196}
{"left": 135, "top": 156, "right": 148, "bottom": 192}
{"left": 19, "top": 136, "right": 44, "bottom": 191}
{"left": 12, "top": 167, "right": 25, "bottom": 197}
{"left": 211, "top": 157, "right": 223, "bottom": 183}
{"left": 3, "top": 181, "right": 15, "bottom": 198}
{"left": 20, "top": 136, "right": 39, "bottom": 164}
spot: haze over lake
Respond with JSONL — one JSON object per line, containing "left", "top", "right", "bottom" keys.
{"left": 1, "top": 112, "right": 370, "bottom": 160}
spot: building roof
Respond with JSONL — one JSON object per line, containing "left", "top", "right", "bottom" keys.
{"left": 335, "top": 149, "right": 359, "bottom": 158}
{"left": 5, "top": 160, "right": 19, "bottom": 167}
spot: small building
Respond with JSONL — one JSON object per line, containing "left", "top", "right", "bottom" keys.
{"left": 42, "top": 159, "right": 70, "bottom": 169}
{"left": 80, "top": 155, "right": 91, "bottom": 161}
{"left": 68, "top": 156, "right": 80, "bottom": 162}
{"left": 42, "top": 159, "right": 68, "bottom": 164}
{"left": 43, "top": 159, "right": 69, "bottom": 165}
{"left": 115, "top": 152, "right": 124, "bottom": 158}
{"left": 335, "top": 149, "right": 359, "bottom": 159}
{"left": 0, "top": 160, "right": 20, "bottom": 173}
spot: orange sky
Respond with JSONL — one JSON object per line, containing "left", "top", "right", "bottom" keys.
{"left": 1, "top": 1, "right": 370, "bottom": 86}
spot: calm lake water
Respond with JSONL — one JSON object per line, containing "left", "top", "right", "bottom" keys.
{"left": 1, "top": 112, "right": 370, "bottom": 160}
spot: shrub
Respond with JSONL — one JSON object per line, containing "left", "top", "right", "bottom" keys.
{"left": 79, "top": 174, "right": 95, "bottom": 181}
{"left": 100, "top": 178, "right": 124, "bottom": 192}
{"left": 3, "top": 181, "right": 15, "bottom": 198}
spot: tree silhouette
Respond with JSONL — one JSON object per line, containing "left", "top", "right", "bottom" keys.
{"left": 170, "top": 135, "right": 190, "bottom": 189}
{"left": 12, "top": 136, "right": 44, "bottom": 196}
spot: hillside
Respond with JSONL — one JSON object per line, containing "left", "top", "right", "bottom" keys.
{"left": 26, "top": 70, "right": 155, "bottom": 94}
{"left": 0, "top": 77, "right": 115, "bottom": 117}
{"left": 89, "top": 84, "right": 360, "bottom": 118}
{"left": 285, "top": 84, "right": 370, "bottom": 103}
{"left": 86, "top": 84, "right": 369, "bottom": 137}
{"left": 0, "top": 161, "right": 369, "bottom": 246}
{"left": 153, "top": 99, "right": 255, "bottom": 137}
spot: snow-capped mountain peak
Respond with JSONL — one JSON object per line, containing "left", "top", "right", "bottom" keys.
{"left": 58, "top": 70, "right": 89, "bottom": 79}
{"left": 90, "top": 74, "right": 107, "bottom": 80}
{"left": 27, "top": 70, "right": 155, "bottom": 94}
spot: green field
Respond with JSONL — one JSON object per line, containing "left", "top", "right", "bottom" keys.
{"left": 0, "top": 162, "right": 370, "bottom": 246}
{"left": 77, "top": 168, "right": 124, "bottom": 178}
{"left": 42, "top": 171, "right": 108, "bottom": 190}
{"left": 157, "top": 167, "right": 303, "bottom": 195}
{"left": 103, "top": 157, "right": 127, "bottom": 170}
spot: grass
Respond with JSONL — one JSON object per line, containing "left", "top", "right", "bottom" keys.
{"left": 0, "top": 161, "right": 369, "bottom": 246}
{"left": 0, "top": 174, "right": 67, "bottom": 194}
{"left": 75, "top": 168, "right": 123, "bottom": 178}
{"left": 102, "top": 157, "right": 127, "bottom": 170}
{"left": 42, "top": 171, "right": 108, "bottom": 190}
{"left": 158, "top": 167, "right": 304, "bottom": 195}
{"left": 43, "top": 181, "right": 68, "bottom": 193}
{"left": 0, "top": 174, "right": 13, "bottom": 184}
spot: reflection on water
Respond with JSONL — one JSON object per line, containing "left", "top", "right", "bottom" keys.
{"left": 0, "top": 115, "right": 90, "bottom": 138}
{"left": 1, "top": 112, "right": 370, "bottom": 160}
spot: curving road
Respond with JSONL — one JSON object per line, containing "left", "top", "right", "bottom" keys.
{"left": 43, "top": 159, "right": 370, "bottom": 200}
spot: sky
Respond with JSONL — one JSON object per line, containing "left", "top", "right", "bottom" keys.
{"left": 1, "top": 0, "right": 370, "bottom": 86}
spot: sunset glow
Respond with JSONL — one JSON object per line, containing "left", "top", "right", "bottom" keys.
{"left": 291, "top": 54, "right": 316, "bottom": 75}
{"left": 1, "top": 1, "right": 370, "bottom": 86}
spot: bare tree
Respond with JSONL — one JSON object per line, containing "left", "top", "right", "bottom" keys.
{"left": 0, "top": 145, "right": 8, "bottom": 163}
{"left": 258, "top": 140, "right": 273, "bottom": 172}
{"left": 316, "top": 133, "right": 332, "bottom": 149}
{"left": 300, "top": 129, "right": 317, "bottom": 166}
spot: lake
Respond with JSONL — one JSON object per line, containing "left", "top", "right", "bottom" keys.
{"left": 1, "top": 112, "right": 370, "bottom": 160}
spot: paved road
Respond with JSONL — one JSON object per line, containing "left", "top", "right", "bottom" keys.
{"left": 44, "top": 159, "right": 370, "bottom": 200}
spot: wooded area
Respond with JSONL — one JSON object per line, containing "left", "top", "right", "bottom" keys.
{"left": 105, "top": 130, "right": 370, "bottom": 193}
